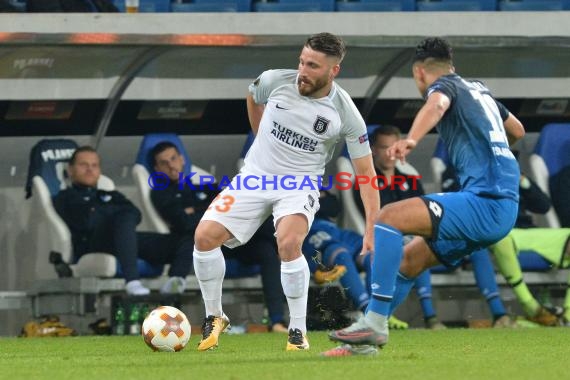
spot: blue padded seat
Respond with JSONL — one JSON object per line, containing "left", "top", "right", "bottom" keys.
{"left": 533, "top": 123, "right": 570, "bottom": 182}
{"left": 171, "top": 0, "right": 251, "bottom": 12}
{"left": 135, "top": 133, "right": 192, "bottom": 173}
{"left": 336, "top": 0, "right": 415, "bottom": 11}
{"left": 417, "top": 0, "right": 497, "bottom": 11}
{"left": 254, "top": 0, "right": 335, "bottom": 12}
{"left": 499, "top": 0, "right": 564, "bottom": 11}
{"left": 517, "top": 251, "right": 553, "bottom": 272}
{"left": 530, "top": 123, "right": 570, "bottom": 229}
{"left": 25, "top": 139, "right": 78, "bottom": 199}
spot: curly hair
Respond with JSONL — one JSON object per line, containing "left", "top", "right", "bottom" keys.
{"left": 413, "top": 37, "right": 453, "bottom": 64}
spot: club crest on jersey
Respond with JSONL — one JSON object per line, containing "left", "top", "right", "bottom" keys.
{"left": 313, "top": 115, "right": 330, "bottom": 135}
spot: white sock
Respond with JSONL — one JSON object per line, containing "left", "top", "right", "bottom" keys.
{"left": 365, "top": 311, "right": 389, "bottom": 335}
{"left": 193, "top": 246, "right": 225, "bottom": 317}
{"left": 281, "top": 255, "right": 310, "bottom": 334}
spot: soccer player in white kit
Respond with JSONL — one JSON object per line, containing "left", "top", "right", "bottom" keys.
{"left": 193, "top": 32, "right": 380, "bottom": 351}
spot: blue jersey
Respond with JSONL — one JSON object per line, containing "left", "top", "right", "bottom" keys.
{"left": 427, "top": 74, "right": 519, "bottom": 201}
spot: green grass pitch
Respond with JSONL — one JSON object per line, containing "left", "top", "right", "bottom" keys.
{"left": 2, "top": 328, "right": 569, "bottom": 380}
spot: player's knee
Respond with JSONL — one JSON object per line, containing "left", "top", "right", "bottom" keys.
{"left": 194, "top": 222, "right": 221, "bottom": 251}
{"left": 490, "top": 234, "right": 515, "bottom": 259}
{"left": 376, "top": 204, "right": 397, "bottom": 225}
{"left": 399, "top": 253, "right": 415, "bottom": 277}
{"left": 277, "top": 234, "right": 303, "bottom": 261}
{"left": 377, "top": 202, "right": 409, "bottom": 226}
{"left": 400, "top": 246, "right": 432, "bottom": 278}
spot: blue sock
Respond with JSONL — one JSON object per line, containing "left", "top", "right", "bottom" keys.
{"left": 367, "top": 224, "right": 403, "bottom": 316}
{"left": 471, "top": 249, "right": 506, "bottom": 318}
{"left": 325, "top": 246, "right": 370, "bottom": 311}
{"left": 388, "top": 272, "right": 415, "bottom": 315}
{"left": 414, "top": 270, "right": 436, "bottom": 319}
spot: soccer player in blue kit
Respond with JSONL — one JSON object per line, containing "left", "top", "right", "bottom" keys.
{"left": 324, "top": 37, "right": 526, "bottom": 356}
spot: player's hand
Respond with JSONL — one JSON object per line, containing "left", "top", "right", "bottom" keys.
{"left": 386, "top": 138, "right": 417, "bottom": 164}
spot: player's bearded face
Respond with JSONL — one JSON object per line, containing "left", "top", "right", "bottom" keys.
{"left": 297, "top": 47, "right": 336, "bottom": 97}
{"left": 297, "top": 74, "right": 328, "bottom": 97}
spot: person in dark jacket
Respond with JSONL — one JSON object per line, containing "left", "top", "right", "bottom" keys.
{"left": 53, "top": 146, "right": 193, "bottom": 296}
{"left": 149, "top": 141, "right": 287, "bottom": 332}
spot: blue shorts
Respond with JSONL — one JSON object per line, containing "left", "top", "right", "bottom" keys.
{"left": 302, "top": 218, "right": 362, "bottom": 270}
{"left": 422, "top": 192, "right": 518, "bottom": 267}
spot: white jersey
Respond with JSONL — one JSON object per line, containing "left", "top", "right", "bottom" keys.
{"left": 244, "top": 69, "right": 370, "bottom": 177}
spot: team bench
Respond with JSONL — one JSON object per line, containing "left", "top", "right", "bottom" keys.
{"left": 25, "top": 268, "right": 569, "bottom": 318}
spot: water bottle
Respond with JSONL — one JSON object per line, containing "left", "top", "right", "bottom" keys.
{"left": 113, "top": 304, "right": 126, "bottom": 336}
{"left": 140, "top": 304, "right": 150, "bottom": 324}
{"left": 129, "top": 304, "right": 141, "bottom": 335}
{"left": 261, "top": 308, "right": 269, "bottom": 327}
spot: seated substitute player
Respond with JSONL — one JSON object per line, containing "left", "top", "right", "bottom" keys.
{"left": 324, "top": 37, "right": 525, "bottom": 356}
{"left": 192, "top": 32, "right": 379, "bottom": 352}
{"left": 149, "top": 141, "right": 288, "bottom": 333}
{"left": 53, "top": 146, "right": 193, "bottom": 296}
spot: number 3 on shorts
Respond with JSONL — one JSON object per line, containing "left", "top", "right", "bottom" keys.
{"left": 207, "top": 194, "right": 235, "bottom": 213}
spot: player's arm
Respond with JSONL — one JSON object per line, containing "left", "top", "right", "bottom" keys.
{"left": 246, "top": 93, "right": 265, "bottom": 135}
{"left": 352, "top": 154, "right": 380, "bottom": 254}
{"left": 503, "top": 113, "right": 525, "bottom": 146}
{"left": 388, "top": 92, "right": 450, "bottom": 163}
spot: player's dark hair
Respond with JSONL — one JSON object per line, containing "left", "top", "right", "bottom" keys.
{"left": 370, "top": 125, "right": 401, "bottom": 145}
{"left": 69, "top": 146, "right": 98, "bottom": 165}
{"left": 150, "top": 141, "right": 180, "bottom": 166}
{"left": 305, "top": 32, "right": 346, "bottom": 62}
{"left": 413, "top": 37, "right": 453, "bottom": 64}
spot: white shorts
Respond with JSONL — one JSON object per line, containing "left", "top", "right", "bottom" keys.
{"left": 201, "top": 175, "right": 320, "bottom": 248}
